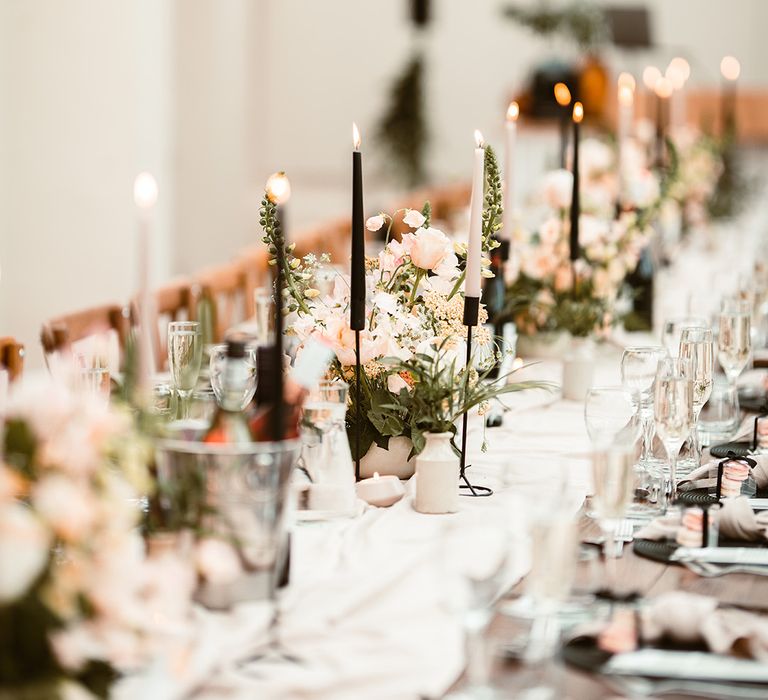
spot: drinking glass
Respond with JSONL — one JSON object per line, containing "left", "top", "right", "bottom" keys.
{"left": 591, "top": 446, "right": 635, "bottom": 562}
{"left": 584, "top": 386, "right": 640, "bottom": 450}
{"left": 717, "top": 297, "right": 752, "bottom": 392}
{"left": 620, "top": 346, "right": 668, "bottom": 465}
{"left": 75, "top": 354, "right": 111, "bottom": 403}
{"left": 168, "top": 321, "right": 203, "bottom": 419}
{"left": 661, "top": 316, "right": 708, "bottom": 354}
{"left": 442, "top": 505, "right": 516, "bottom": 700}
{"left": 654, "top": 357, "right": 694, "bottom": 504}
{"left": 679, "top": 327, "right": 714, "bottom": 467}
{"left": 253, "top": 287, "right": 274, "bottom": 345}
{"left": 209, "top": 343, "right": 258, "bottom": 410}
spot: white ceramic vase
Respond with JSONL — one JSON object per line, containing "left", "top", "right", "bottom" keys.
{"left": 414, "top": 432, "right": 459, "bottom": 514}
{"left": 516, "top": 331, "right": 571, "bottom": 360}
{"left": 561, "top": 336, "right": 595, "bottom": 401}
{"left": 360, "top": 436, "right": 416, "bottom": 479}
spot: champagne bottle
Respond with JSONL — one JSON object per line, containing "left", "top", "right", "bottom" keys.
{"left": 203, "top": 340, "right": 253, "bottom": 444}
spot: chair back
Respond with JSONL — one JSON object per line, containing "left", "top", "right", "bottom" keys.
{"left": 0, "top": 337, "right": 25, "bottom": 382}
{"left": 195, "top": 262, "right": 251, "bottom": 344}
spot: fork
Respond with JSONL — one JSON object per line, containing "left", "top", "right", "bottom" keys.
{"left": 684, "top": 560, "right": 768, "bottom": 578}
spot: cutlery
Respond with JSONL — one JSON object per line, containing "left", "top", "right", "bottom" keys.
{"left": 608, "top": 675, "right": 768, "bottom": 699}
{"left": 684, "top": 560, "right": 768, "bottom": 578}
{"left": 671, "top": 547, "right": 768, "bottom": 566}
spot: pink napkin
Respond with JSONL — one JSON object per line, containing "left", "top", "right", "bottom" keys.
{"left": 642, "top": 591, "right": 768, "bottom": 662}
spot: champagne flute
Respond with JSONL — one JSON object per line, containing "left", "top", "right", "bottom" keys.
{"left": 717, "top": 297, "right": 751, "bottom": 389}
{"left": 591, "top": 446, "right": 635, "bottom": 568}
{"left": 620, "top": 346, "right": 668, "bottom": 466}
{"left": 661, "top": 316, "right": 707, "bottom": 354}
{"left": 654, "top": 357, "right": 694, "bottom": 505}
{"left": 168, "top": 321, "right": 203, "bottom": 419}
{"left": 679, "top": 327, "right": 714, "bottom": 466}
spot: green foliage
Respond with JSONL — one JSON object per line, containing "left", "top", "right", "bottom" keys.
{"left": 502, "top": 2, "right": 610, "bottom": 50}
{"left": 420, "top": 201, "right": 432, "bottom": 229}
{"left": 366, "top": 339, "right": 553, "bottom": 456}
{"left": 482, "top": 146, "right": 503, "bottom": 252}
{"left": 375, "top": 54, "right": 429, "bottom": 188}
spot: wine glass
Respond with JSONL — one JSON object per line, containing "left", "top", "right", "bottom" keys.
{"left": 620, "top": 346, "right": 668, "bottom": 466}
{"left": 654, "top": 357, "right": 694, "bottom": 505}
{"left": 591, "top": 446, "right": 635, "bottom": 564}
{"left": 679, "top": 327, "right": 714, "bottom": 467}
{"left": 717, "top": 297, "right": 752, "bottom": 391}
{"left": 661, "top": 316, "right": 707, "bottom": 354}
{"left": 209, "top": 343, "right": 258, "bottom": 410}
{"left": 441, "top": 505, "right": 516, "bottom": 699}
{"left": 584, "top": 386, "right": 640, "bottom": 450}
{"left": 168, "top": 321, "right": 203, "bottom": 419}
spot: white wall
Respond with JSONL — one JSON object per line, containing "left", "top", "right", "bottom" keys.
{"left": 2, "top": 0, "right": 767, "bottom": 367}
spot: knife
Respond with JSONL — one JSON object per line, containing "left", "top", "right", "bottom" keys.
{"left": 671, "top": 547, "right": 768, "bottom": 565}
{"left": 605, "top": 649, "right": 768, "bottom": 682}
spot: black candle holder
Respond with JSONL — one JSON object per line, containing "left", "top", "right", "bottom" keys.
{"left": 354, "top": 330, "right": 362, "bottom": 481}
{"left": 459, "top": 295, "right": 492, "bottom": 497}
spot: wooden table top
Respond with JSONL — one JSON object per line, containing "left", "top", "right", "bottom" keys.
{"left": 479, "top": 508, "right": 768, "bottom": 698}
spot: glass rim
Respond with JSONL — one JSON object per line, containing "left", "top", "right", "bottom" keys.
{"left": 622, "top": 345, "right": 667, "bottom": 354}
{"left": 168, "top": 321, "right": 201, "bottom": 332}
{"left": 155, "top": 437, "right": 301, "bottom": 457}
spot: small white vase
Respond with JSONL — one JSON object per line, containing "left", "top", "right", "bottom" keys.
{"left": 360, "top": 436, "right": 415, "bottom": 478}
{"left": 562, "top": 336, "right": 595, "bottom": 401}
{"left": 415, "top": 432, "right": 459, "bottom": 514}
{"left": 516, "top": 331, "right": 571, "bottom": 360}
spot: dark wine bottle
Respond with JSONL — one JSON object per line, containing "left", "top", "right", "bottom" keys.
{"left": 248, "top": 346, "right": 300, "bottom": 441}
{"left": 626, "top": 246, "right": 655, "bottom": 331}
{"left": 482, "top": 241, "right": 508, "bottom": 380}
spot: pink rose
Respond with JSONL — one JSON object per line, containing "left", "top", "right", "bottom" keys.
{"left": 366, "top": 214, "right": 385, "bottom": 231}
{"left": 402, "top": 209, "right": 426, "bottom": 228}
{"left": 403, "top": 227, "right": 453, "bottom": 271}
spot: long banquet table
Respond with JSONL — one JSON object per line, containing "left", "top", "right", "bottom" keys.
{"left": 116, "top": 179, "right": 768, "bottom": 699}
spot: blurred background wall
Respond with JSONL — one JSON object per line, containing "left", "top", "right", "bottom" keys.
{"left": 2, "top": 0, "right": 768, "bottom": 366}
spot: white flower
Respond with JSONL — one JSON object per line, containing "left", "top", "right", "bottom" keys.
{"left": 0, "top": 502, "right": 50, "bottom": 603}
{"left": 540, "top": 169, "right": 573, "bottom": 210}
{"left": 402, "top": 209, "right": 426, "bottom": 229}
{"left": 32, "top": 474, "right": 97, "bottom": 542}
{"left": 403, "top": 226, "right": 454, "bottom": 272}
{"left": 579, "top": 138, "right": 614, "bottom": 178}
{"left": 366, "top": 214, "right": 385, "bottom": 231}
{"left": 195, "top": 538, "right": 242, "bottom": 586}
{"left": 387, "top": 374, "right": 409, "bottom": 394}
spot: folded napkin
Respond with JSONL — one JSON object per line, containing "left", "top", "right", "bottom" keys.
{"left": 636, "top": 496, "right": 768, "bottom": 545}
{"left": 679, "top": 456, "right": 768, "bottom": 494}
{"left": 642, "top": 591, "right": 768, "bottom": 662}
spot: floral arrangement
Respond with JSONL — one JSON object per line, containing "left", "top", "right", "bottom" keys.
{"left": 261, "top": 147, "right": 534, "bottom": 459}
{"left": 0, "top": 376, "right": 193, "bottom": 699}
{"left": 505, "top": 133, "right": 673, "bottom": 339}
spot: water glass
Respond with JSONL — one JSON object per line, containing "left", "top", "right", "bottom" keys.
{"left": 209, "top": 343, "right": 258, "bottom": 410}
{"left": 697, "top": 377, "right": 740, "bottom": 445}
{"left": 584, "top": 386, "right": 640, "bottom": 450}
{"left": 654, "top": 357, "right": 694, "bottom": 504}
{"left": 76, "top": 355, "right": 111, "bottom": 403}
{"left": 620, "top": 346, "right": 668, "bottom": 466}
{"left": 253, "top": 287, "right": 274, "bottom": 345}
{"left": 168, "top": 321, "right": 203, "bottom": 419}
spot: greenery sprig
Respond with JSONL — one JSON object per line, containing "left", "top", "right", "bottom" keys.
{"left": 482, "top": 145, "right": 503, "bottom": 252}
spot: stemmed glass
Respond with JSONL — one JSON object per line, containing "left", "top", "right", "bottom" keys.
{"left": 584, "top": 386, "right": 640, "bottom": 450}
{"left": 654, "top": 357, "right": 694, "bottom": 504}
{"left": 620, "top": 346, "right": 669, "bottom": 466}
{"left": 591, "top": 446, "right": 635, "bottom": 567}
{"left": 661, "top": 316, "right": 707, "bottom": 354}
{"left": 209, "top": 343, "right": 258, "bottom": 409}
{"left": 441, "top": 505, "right": 515, "bottom": 699}
{"left": 717, "top": 297, "right": 752, "bottom": 398}
{"left": 679, "top": 327, "right": 714, "bottom": 467}
{"left": 168, "top": 321, "right": 203, "bottom": 419}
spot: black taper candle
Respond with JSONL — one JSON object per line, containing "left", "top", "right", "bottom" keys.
{"left": 655, "top": 93, "right": 665, "bottom": 167}
{"left": 273, "top": 205, "right": 285, "bottom": 441}
{"left": 569, "top": 102, "right": 582, "bottom": 262}
{"left": 350, "top": 126, "right": 365, "bottom": 332}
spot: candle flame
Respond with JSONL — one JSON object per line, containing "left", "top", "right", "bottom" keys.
{"left": 506, "top": 101, "right": 519, "bottom": 122}
{"left": 474, "top": 129, "right": 484, "bottom": 148}
{"left": 133, "top": 172, "right": 158, "bottom": 209}
{"left": 572, "top": 102, "right": 584, "bottom": 123}
{"left": 265, "top": 171, "right": 291, "bottom": 205}
{"left": 654, "top": 76, "right": 673, "bottom": 99}
{"left": 512, "top": 357, "right": 524, "bottom": 370}
{"left": 618, "top": 85, "right": 634, "bottom": 107}
{"left": 352, "top": 122, "right": 361, "bottom": 150}
{"left": 642, "top": 65, "right": 661, "bottom": 90}
{"left": 373, "top": 472, "right": 380, "bottom": 480}
{"left": 617, "top": 72, "right": 636, "bottom": 93}
{"left": 667, "top": 57, "right": 690, "bottom": 89}
{"left": 721, "top": 55, "right": 741, "bottom": 81}
{"left": 554, "top": 82, "right": 571, "bottom": 107}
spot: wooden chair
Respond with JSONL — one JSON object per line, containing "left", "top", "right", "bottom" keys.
{"left": 130, "top": 278, "right": 199, "bottom": 371}
{"left": 239, "top": 246, "right": 271, "bottom": 316}
{"left": 40, "top": 304, "right": 130, "bottom": 371}
{"left": 195, "top": 261, "right": 251, "bottom": 343}
{"left": 0, "top": 337, "right": 25, "bottom": 381}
